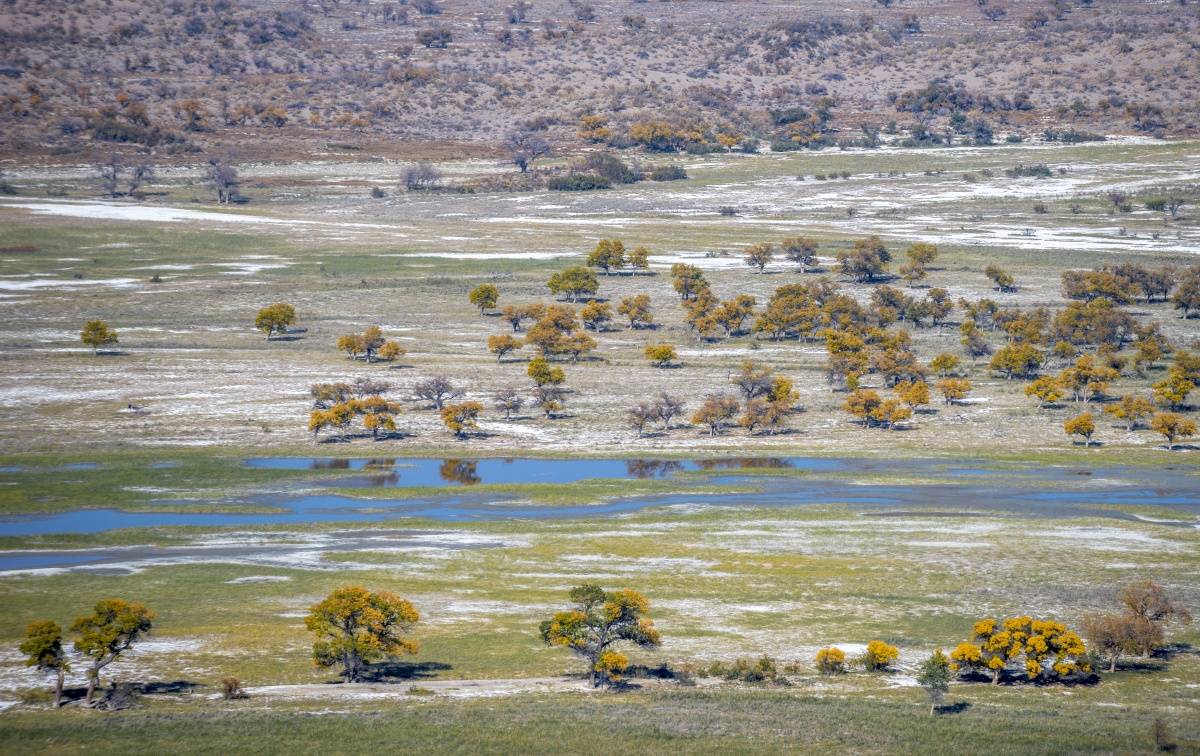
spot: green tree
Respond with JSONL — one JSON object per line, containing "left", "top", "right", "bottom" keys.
{"left": 916, "top": 649, "right": 952, "bottom": 715}
{"left": 72, "top": 599, "right": 154, "bottom": 704}
{"left": 547, "top": 266, "right": 598, "bottom": 302}
{"left": 80, "top": 320, "right": 118, "bottom": 354}
{"left": 469, "top": 284, "right": 499, "bottom": 314}
{"left": 20, "top": 620, "right": 68, "bottom": 706}
{"left": 254, "top": 302, "right": 297, "bottom": 340}
{"left": 627, "top": 245, "right": 650, "bottom": 270}
{"left": 305, "top": 586, "right": 419, "bottom": 682}
{"left": 528, "top": 356, "right": 566, "bottom": 386}
{"left": 540, "top": 584, "right": 661, "bottom": 687}
{"left": 905, "top": 242, "right": 938, "bottom": 267}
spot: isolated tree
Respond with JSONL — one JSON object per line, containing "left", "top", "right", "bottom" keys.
{"left": 744, "top": 243, "right": 774, "bottom": 273}
{"left": 80, "top": 319, "right": 118, "bottom": 354}
{"left": 96, "top": 154, "right": 122, "bottom": 197}
{"left": 412, "top": 377, "right": 460, "bottom": 409}
{"left": 936, "top": 377, "right": 971, "bottom": 404}
{"left": 540, "top": 584, "right": 661, "bottom": 687}
{"left": 20, "top": 621, "right": 68, "bottom": 706}
{"left": 255, "top": 303, "right": 297, "bottom": 340}
{"left": 305, "top": 586, "right": 419, "bottom": 683}
{"left": 1104, "top": 395, "right": 1155, "bottom": 431}
{"left": 441, "top": 401, "right": 483, "bottom": 438}
{"left": 1064, "top": 412, "right": 1096, "bottom": 446}
{"left": 206, "top": 158, "right": 240, "bottom": 204}
{"left": 815, "top": 647, "right": 846, "bottom": 675}
{"left": 127, "top": 163, "right": 155, "bottom": 195}
{"left": 506, "top": 130, "right": 552, "bottom": 172}
{"left": 917, "top": 649, "right": 952, "bottom": 715}
{"left": 547, "top": 266, "right": 598, "bottom": 302}
{"left": 618, "top": 294, "right": 653, "bottom": 329}
{"left": 494, "top": 388, "right": 525, "bottom": 419}
{"left": 586, "top": 239, "right": 626, "bottom": 274}
{"left": 644, "top": 343, "right": 677, "bottom": 368}
{"left": 579, "top": 301, "right": 612, "bottom": 331}
{"left": 782, "top": 236, "right": 819, "bottom": 272}
{"left": 692, "top": 394, "right": 740, "bottom": 436}
{"left": 469, "top": 284, "right": 499, "bottom": 315}
{"left": 403, "top": 162, "right": 442, "bottom": 190}
{"left": 73, "top": 599, "right": 154, "bottom": 704}
{"left": 984, "top": 264, "right": 1017, "bottom": 292}
{"left": 1149, "top": 412, "right": 1196, "bottom": 450}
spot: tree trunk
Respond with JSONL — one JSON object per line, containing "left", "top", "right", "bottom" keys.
{"left": 85, "top": 668, "right": 98, "bottom": 703}
{"left": 1109, "top": 656, "right": 1118, "bottom": 673}
{"left": 54, "top": 667, "right": 64, "bottom": 707}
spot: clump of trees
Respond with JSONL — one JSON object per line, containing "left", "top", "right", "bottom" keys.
{"left": 540, "top": 584, "right": 661, "bottom": 687}
{"left": 950, "top": 617, "right": 1089, "bottom": 684}
{"left": 1083, "top": 581, "right": 1192, "bottom": 672}
{"left": 336, "top": 325, "right": 405, "bottom": 363}
{"left": 309, "top": 379, "right": 402, "bottom": 441}
{"left": 305, "top": 586, "right": 419, "bottom": 682}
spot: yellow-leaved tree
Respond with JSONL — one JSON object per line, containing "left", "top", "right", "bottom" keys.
{"left": 305, "top": 586, "right": 419, "bottom": 683}
{"left": 540, "top": 584, "right": 661, "bottom": 687}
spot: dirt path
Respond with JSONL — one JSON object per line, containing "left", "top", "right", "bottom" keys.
{"left": 242, "top": 676, "right": 591, "bottom": 701}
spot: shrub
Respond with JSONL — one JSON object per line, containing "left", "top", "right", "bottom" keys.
{"left": 861, "top": 640, "right": 899, "bottom": 671}
{"left": 650, "top": 165, "right": 688, "bottom": 181}
{"left": 547, "top": 173, "right": 611, "bottom": 191}
{"left": 221, "top": 677, "right": 248, "bottom": 700}
{"left": 815, "top": 647, "right": 846, "bottom": 675}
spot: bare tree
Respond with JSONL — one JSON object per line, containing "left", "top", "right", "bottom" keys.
{"left": 97, "top": 155, "right": 122, "bottom": 197}
{"left": 653, "top": 392, "right": 686, "bottom": 430}
{"left": 494, "top": 388, "right": 525, "bottom": 419}
{"left": 207, "top": 159, "right": 240, "bottom": 204}
{"left": 128, "top": 163, "right": 155, "bottom": 195}
{"left": 505, "top": 130, "right": 551, "bottom": 173}
{"left": 412, "top": 377, "right": 461, "bottom": 409}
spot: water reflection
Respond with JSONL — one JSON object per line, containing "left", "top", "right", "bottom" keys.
{"left": 439, "top": 459, "right": 481, "bottom": 486}
{"left": 625, "top": 460, "right": 685, "bottom": 479}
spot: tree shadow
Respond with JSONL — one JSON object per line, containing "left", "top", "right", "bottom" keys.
{"left": 267, "top": 335, "right": 305, "bottom": 342}
{"left": 934, "top": 701, "right": 971, "bottom": 715}
{"left": 355, "top": 661, "right": 452, "bottom": 683}
{"left": 95, "top": 349, "right": 130, "bottom": 357}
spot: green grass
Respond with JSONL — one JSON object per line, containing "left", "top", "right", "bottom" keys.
{"left": 0, "top": 683, "right": 1197, "bottom": 755}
